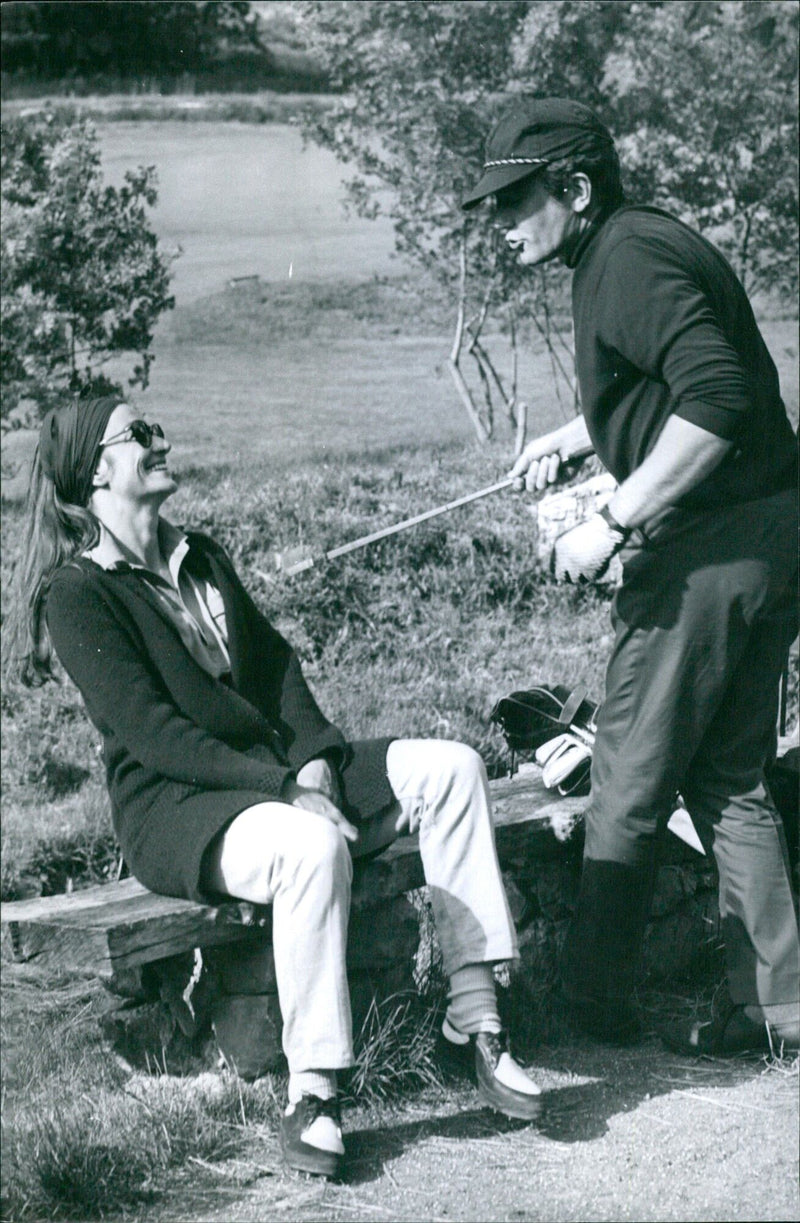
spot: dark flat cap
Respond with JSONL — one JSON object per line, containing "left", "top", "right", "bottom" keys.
{"left": 462, "top": 96, "right": 614, "bottom": 210}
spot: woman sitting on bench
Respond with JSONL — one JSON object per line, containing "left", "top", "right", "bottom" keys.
{"left": 11, "top": 395, "right": 542, "bottom": 1178}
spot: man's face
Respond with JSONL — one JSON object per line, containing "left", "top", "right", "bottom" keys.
{"left": 493, "top": 174, "right": 575, "bottom": 267}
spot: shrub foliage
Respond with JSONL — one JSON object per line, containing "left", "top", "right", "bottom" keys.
{"left": 1, "top": 110, "right": 175, "bottom": 419}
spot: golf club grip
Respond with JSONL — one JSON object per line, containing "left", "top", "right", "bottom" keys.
{"left": 323, "top": 477, "right": 515, "bottom": 562}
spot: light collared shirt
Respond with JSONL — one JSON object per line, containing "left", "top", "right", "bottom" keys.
{"left": 85, "top": 519, "right": 231, "bottom": 680}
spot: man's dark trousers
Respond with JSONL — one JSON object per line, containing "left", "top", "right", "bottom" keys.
{"left": 563, "top": 486, "right": 799, "bottom": 1018}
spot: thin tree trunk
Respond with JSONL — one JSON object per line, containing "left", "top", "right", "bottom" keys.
{"left": 528, "top": 311, "right": 574, "bottom": 405}
{"left": 470, "top": 338, "right": 512, "bottom": 421}
{"left": 448, "top": 353, "right": 490, "bottom": 443}
{"left": 515, "top": 398, "right": 528, "bottom": 457}
{"left": 510, "top": 306, "right": 526, "bottom": 452}
{"left": 467, "top": 255, "right": 516, "bottom": 428}
{"left": 471, "top": 346, "right": 495, "bottom": 436}
{"left": 448, "top": 235, "right": 490, "bottom": 443}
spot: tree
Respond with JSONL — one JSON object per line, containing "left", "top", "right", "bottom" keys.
{"left": 298, "top": 1, "right": 797, "bottom": 443}
{"left": 1, "top": 111, "right": 176, "bottom": 420}
{"left": 299, "top": 0, "right": 558, "bottom": 445}
{"left": 0, "top": 2, "right": 263, "bottom": 85}
{"left": 514, "top": 0, "right": 799, "bottom": 298}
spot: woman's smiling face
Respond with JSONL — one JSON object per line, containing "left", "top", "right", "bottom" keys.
{"left": 93, "top": 403, "right": 177, "bottom": 505}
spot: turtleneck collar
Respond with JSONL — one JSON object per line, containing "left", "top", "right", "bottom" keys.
{"left": 562, "top": 204, "right": 620, "bottom": 270}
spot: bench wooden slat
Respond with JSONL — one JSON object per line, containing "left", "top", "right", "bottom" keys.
{"left": 1, "top": 768, "right": 584, "bottom": 974}
{"left": 0, "top": 878, "right": 210, "bottom": 925}
{"left": 18, "top": 910, "right": 270, "bottom": 974}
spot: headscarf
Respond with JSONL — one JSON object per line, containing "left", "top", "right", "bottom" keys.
{"left": 462, "top": 97, "right": 615, "bottom": 210}
{"left": 38, "top": 396, "right": 121, "bottom": 507}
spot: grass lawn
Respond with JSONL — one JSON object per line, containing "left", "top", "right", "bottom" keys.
{"left": 114, "top": 279, "right": 800, "bottom": 470}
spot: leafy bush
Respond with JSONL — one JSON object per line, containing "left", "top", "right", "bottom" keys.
{"left": 1, "top": 109, "right": 175, "bottom": 418}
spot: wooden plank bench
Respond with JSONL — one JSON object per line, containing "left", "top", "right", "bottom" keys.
{"left": 0, "top": 766, "right": 715, "bottom": 1077}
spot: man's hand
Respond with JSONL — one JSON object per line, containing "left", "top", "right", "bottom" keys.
{"left": 394, "top": 805, "right": 419, "bottom": 836}
{"left": 551, "top": 512, "right": 627, "bottom": 583}
{"left": 510, "top": 415, "right": 594, "bottom": 493}
{"left": 282, "top": 777, "right": 358, "bottom": 843}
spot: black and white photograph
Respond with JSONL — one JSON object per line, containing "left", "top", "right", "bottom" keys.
{"left": 1, "top": 2, "right": 798, "bottom": 1219}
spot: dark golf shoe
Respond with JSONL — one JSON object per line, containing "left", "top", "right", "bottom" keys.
{"left": 280, "top": 1094, "right": 344, "bottom": 1178}
{"left": 440, "top": 1019, "right": 543, "bottom": 1121}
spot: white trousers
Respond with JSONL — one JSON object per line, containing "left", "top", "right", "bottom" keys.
{"left": 204, "top": 739, "right": 517, "bottom": 1072}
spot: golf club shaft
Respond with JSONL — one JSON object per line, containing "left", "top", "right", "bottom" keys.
{"left": 274, "top": 452, "right": 591, "bottom": 578}
{"left": 280, "top": 476, "right": 515, "bottom": 575}
{"left": 325, "top": 476, "right": 515, "bottom": 561}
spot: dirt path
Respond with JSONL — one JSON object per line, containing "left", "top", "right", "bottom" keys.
{"left": 148, "top": 1038, "right": 798, "bottom": 1223}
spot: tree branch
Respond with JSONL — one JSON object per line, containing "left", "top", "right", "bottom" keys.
{"left": 448, "top": 232, "right": 490, "bottom": 443}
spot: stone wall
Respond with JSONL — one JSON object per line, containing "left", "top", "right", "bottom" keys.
{"left": 99, "top": 837, "right": 719, "bottom": 1076}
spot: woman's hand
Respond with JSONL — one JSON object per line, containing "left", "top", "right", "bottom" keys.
{"left": 295, "top": 756, "right": 341, "bottom": 805}
{"left": 282, "top": 775, "right": 358, "bottom": 843}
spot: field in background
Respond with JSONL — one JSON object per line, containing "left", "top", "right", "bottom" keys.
{"left": 96, "top": 120, "right": 400, "bottom": 303}
{"left": 119, "top": 292, "right": 800, "bottom": 472}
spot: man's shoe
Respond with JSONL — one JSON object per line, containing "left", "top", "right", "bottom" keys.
{"left": 660, "top": 1005, "right": 800, "bottom": 1058}
{"left": 280, "top": 1095, "right": 344, "bottom": 1178}
{"left": 441, "top": 1019, "right": 543, "bottom": 1121}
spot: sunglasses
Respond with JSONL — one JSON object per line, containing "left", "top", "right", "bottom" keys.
{"left": 98, "top": 420, "right": 166, "bottom": 451}
{"left": 493, "top": 168, "right": 552, "bottom": 213}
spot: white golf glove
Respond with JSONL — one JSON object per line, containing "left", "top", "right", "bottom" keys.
{"left": 535, "top": 733, "right": 592, "bottom": 792}
{"left": 550, "top": 507, "right": 629, "bottom": 584}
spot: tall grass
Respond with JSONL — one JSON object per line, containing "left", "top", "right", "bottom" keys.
{"left": 343, "top": 993, "right": 446, "bottom": 1108}
{"left": 0, "top": 966, "right": 445, "bottom": 1219}
{"left": 0, "top": 967, "right": 282, "bottom": 1220}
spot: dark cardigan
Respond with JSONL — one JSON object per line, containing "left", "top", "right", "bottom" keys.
{"left": 45, "top": 530, "right": 394, "bottom": 901}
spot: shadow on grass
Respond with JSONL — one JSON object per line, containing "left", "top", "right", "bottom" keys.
{"left": 340, "top": 1034, "right": 776, "bottom": 1186}
{"left": 534, "top": 1035, "right": 774, "bottom": 1144}
{"left": 343, "top": 1103, "right": 535, "bottom": 1185}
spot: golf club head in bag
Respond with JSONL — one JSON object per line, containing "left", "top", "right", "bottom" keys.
{"left": 490, "top": 684, "right": 598, "bottom": 792}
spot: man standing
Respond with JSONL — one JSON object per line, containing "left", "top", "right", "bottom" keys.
{"left": 463, "top": 97, "right": 798, "bottom": 1055}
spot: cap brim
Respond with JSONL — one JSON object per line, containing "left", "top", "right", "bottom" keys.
{"left": 461, "top": 160, "right": 547, "bottom": 211}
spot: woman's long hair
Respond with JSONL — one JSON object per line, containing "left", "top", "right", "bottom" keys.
{"left": 5, "top": 440, "right": 100, "bottom": 686}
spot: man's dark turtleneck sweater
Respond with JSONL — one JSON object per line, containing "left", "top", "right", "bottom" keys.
{"left": 563, "top": 204, "right": 797, "bottom": 512}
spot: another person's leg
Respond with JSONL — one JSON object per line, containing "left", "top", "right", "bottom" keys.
{"left": 673, "top": 583, "right": 799, "bottom": 1055}
{"left": 560, "top": 594, "right": 677, "bottom": 1040}
{"left": 384, "top": 738, "right": 542, "bottom": 1118}
{"left": 204, "top": 802, "right": 353, "bottom": 1175}
{"left": 563, "top": 493, "right": 799, "bottom": 1044}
